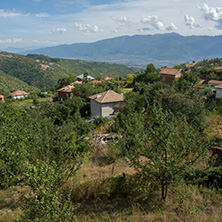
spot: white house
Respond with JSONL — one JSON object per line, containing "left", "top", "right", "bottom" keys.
{"left": 215, "top": 84, "right": 222, "bottom": 99}
{"left": 88, "top": 90, "right": 124, "bottom": 117}
{"left": 11, "top": 90, "right": 29, "bottom": 100}
{"left": 77, "top": 74, "right": 94, "bottom": 81}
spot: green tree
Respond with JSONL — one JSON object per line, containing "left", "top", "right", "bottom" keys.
{"left": 116, "top": 104, "right": 208, "bottom": 199}
{"left": 83, "top": 70, "right": 89, "bottom": 83}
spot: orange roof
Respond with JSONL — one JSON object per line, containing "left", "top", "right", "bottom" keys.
{"left": 215, "top": 66, "right": 222, "bottom": 70}
{"left": 0, "top": 94, "right": 4, "bottom": 98}
{"left": 57, "top": 85, "right": 74, "bottom": 92}
{"left": 103, "top": 76, "right": 112, "bottom": 81}
{"left": 215, "top": 84, "right": 222, "bottom": 89}
{"left": 70, "top": 81, "right": 82, "bottom": 85}
{"left": 11, "top": 90, "right": 29, "bottom": 96}
{"left": 89, "top": 90, "right": 124, "bottom": 103}
{"left": 91, "top": 80, "right": 102, "bottom": 84}
{"left": 208, "top": 80, "right": 222, "bottom": 85}
{"left": 160, "top": 68, "right": 183, "bottom": 76}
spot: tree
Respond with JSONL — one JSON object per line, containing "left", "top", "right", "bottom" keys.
{"left": 83, "top": 70, "right": 89, "bottom": 83}
{"left": 117, "top": 103, "right": 208, "bottom": 199}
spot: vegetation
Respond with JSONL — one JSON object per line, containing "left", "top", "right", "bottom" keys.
{"left": 0, "top": 59, "right": 222, "bottom": 221}
{"left": 0, "top": 51, "right": 141, "bottom": 90}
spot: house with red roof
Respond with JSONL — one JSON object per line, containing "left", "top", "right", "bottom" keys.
{"left": 159, "top": 67, "right": 183, "bottom": 84}
{"left": 11, "top": 90, "right": 29, "bottom": 100}
{"left": 88, "top": 90, "right": 124, "bottom": 117}
{"left": 57, "top": 85, "right": 74, "bottom": 101}
{"left": 208, "top": 80, "right": 222, "bottom": 88}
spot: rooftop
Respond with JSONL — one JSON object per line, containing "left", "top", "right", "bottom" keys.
{"left": 89, "top": 90, "right": 124, "bottom": 103}
{"left": 57, "top": 85, "right": 74, "bottom": 92}
{"left": 160, "top": 68, "right": 183, "bottom": 76}
{"left": 208, "top": 80, "right": 222, "bottom": 85}
{"left": 11, "top": 90, "right": 29, "bottom": 96}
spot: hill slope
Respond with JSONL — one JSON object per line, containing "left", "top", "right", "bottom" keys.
{"left": 23, "top": 33, "right": 222, "bottom": 67}
{"left": 0, "top": 52, "right": 140, "bottom": 90}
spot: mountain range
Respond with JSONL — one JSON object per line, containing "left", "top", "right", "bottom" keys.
{"left": 22, "top": 33, "right": 222, "bottom": 67}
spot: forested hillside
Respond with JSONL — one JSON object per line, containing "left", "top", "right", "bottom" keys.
{"left": 0, "top": 51, "right": 140, "bottom": 90}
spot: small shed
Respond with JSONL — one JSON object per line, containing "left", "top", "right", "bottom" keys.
{"left": 88, "top": 90, "right": 124, "bottom": 117}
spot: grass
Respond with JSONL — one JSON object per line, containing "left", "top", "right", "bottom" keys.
{"left": 1, "top": 148, "right": 222, "bottom": 222}
{"left": 12, "top": 97, "right": 53, "bottom": 108}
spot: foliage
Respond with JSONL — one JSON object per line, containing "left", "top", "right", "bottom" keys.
{"left": 0, "top": 51, "right": 140, "bottom": 90}
{"left": 116, "top": 103, "right": 209, "bottom": 199}
{"left": 20, "top": 160, "right": 76, "bottom": 222}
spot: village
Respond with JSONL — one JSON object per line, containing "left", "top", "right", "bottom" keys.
{"left": 1, "top": 61, "right": 222, "bottom": 221}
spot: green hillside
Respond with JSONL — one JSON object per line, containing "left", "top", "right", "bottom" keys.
{"left": 0, "top": 51, "right": 141, "bottom": 90}
{"left": 0, "top": 70, "right": 38, "bottom": 91}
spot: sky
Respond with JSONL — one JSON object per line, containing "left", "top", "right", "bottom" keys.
{"left": 0, "top": 0, "right": 222, "bottom": 49}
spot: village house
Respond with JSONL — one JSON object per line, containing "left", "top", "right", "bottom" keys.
{"left": 88, "top": 90, "right": 124, "bottom": 117}
{"left": 0, "top": 94, "right": 4, "bottom": 102}
{"left": 215, "top": 84, "right": 222, "bottom": 99}
{"left": 77, "top": 74, "right": 94, "bottom": 81}
{"left": 102, "top": 76, "right": 112, "bottom": 81}
{"left": 11, "top": 90, "right": 29, "bottom": 100}
{"left": 159, "top": 67, "right": 183, "bottom": 84}
{"left": 208, "top": 80, "right": 222, "bottom": 88}
{"left": 57, "top": 85, "right": 74, "bottom": 101}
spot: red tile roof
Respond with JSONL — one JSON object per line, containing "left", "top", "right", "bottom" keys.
{"left": 103, "top": 76, "right": 112, "bottom": 81}
{"left": 160, "top": 68, "right": 183, "bottom": 76}
{"left": 215, "top": 66, "right": 222, "bottom": 70}
{"left": 208, "top": 80, "right": 222, "bottom": 85}
{"left": 91, "top": 80, "right": 102, "bottom": 84}
{"left": 70, "top": 81, "right": 82, "bottom": 85}
{"left": 57, "top": 85, "right": 74, "bottom": 92}
{"left": 11, "top": 90, "right": 29, "bottom": 96}
{"left": 89, "top": 90, "right": 124, "bottom": 103}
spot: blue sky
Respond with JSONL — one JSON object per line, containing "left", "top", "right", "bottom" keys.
{"left": 1, "top": 0, "right": 222, "bottom": 49}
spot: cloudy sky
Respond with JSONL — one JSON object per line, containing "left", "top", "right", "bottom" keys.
{"left": 0, "top": 0, "right": 222, "bottom": 49}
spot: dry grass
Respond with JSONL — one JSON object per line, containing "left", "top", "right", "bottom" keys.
{"left": 0, "top": 185, "right": 30, "bottom": 222}
{"left": 1, "top": 147, "right": 222, "bottom": 222}
{"left": 204, "top": 114, "right": 222, "bottom": 142}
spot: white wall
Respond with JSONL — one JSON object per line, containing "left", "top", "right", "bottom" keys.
{"left": 216, "top": 89, "right": 222, "bottom": 99}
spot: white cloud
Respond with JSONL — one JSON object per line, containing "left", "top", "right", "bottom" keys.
{"left": 0, "top": 38, "right": 23, "bottom": 44}
{"left": 0, "top": 9, "right": 29, "bottom": 18}
{"left": 166, "top": 23, "right": 178, "bottom": 31}
{"left": 74, "top": 23, "right": 104, "bottom": 33}
{"left": 200, "top": 3, "right": 222, "bottom": 29}
{"left": 50, "top": 28, "right": 67, "bottom": 34}
{"left": 111, "top": 16, "right": 131, "bottom": 27}
{"left": 141, "top": 15, "right": 165, "bottom": 30}
{"left": 34, "top": 13, "right": 50, "bottom": 18}
{"left": 184, "top": 15, "right": 200, "bottom": 29}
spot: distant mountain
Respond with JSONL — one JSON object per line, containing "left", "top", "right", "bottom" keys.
{"left": 22, "top": 33, "right": 222, "bottom": 67}
{"left": 0, "top": 51, "right": 140, "bottom": 90}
